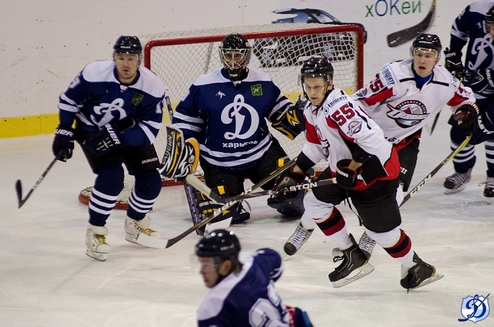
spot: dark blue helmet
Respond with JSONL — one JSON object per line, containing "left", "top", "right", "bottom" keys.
{"left": 411, "top": 33, "right": 442, "bottom": 56}
{"left": 195, "top": 229, "right": 241, "bottom": 258}
{"left": 300, "top": 56, "right": 334, "bottom": 84}
{"left": 113, "top": 35, "right": 142, "bottom": 55}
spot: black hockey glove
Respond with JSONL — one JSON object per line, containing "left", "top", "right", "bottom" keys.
{"left": 83, "top": 123, "right": 125, "bottom": 156}
{"left": 464, "top": 69, "right": 494, "bottom": 93}
{"left": 443, "top": 47, "right": 464, "bottom": 80}
{"left": 453, "top": 102, "right": 479, "bottom": 132}
{"left": 272, "top": 166, "right": 306, "bottom": 199}
{"left": 52, "top": 124, "right": 75, "bottom": 162}
{"left": 336, "top": 159, "right": 362, "bottom": 191}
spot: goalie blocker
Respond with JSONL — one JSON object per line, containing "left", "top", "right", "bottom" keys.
{"left": 270, "top": 96, "right": 306, "bottom": 140}
{"left": 160, "top": 125, "right": 199, "bottom": 179}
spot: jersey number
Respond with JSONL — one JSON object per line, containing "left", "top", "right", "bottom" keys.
{"left": 369, "top": 75, "right": 384, "bottom": 93}
{"left": 331, "top": 103, "right": 356, "bottom": 126}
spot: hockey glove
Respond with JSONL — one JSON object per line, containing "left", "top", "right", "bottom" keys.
{"left": 272, "top": 166, "right": 306, "bottom": 200}
{"left": 271, "top": 96, "right": 306, "bottom": 140}
{"left": 453, "top": 102, "right": 479, "bottom": 132}
{"left": 443, "top": 47, "right": 464, "bottom": 80}
{"left": 52, "top": 124, "right": 75, "bottom": 161}
{"left": 83, "top": 123, "right": 125, "bottom": 156}
{"left": 336, "top": 159, "right": 362, "bottom": 191}
{"left": 464, "top": 69, "right": 494, "bottom": 93}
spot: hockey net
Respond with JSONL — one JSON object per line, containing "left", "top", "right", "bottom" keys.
{"left": 78, "top": 23, "right": 364, "bottom": 209}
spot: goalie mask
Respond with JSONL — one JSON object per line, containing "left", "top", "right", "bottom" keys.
{"left": 410, "top": 33, "right": 442, "bottom": 59}
{"left": 219, "top": 33, "right": 251, "bottom": 81}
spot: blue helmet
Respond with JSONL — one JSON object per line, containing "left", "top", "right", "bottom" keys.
{"left": 195, "top": 229, "right": 241, "bottom": 259}
{"left": 113, "top": 35, "right": 142, "bottom": 55}
{"left": 300, "top": 56, "right": 334, "bottom": 84}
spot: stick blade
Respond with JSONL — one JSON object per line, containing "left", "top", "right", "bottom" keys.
{"left": 15, "top": 180, "right": 23, "bottom": 208}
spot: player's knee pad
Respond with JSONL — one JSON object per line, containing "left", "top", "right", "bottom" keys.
{"left": 302, "top": 191, "right": 334, "bottom": 219}
{"left": 366, "top": 227, "right": 401, "bottom": 248}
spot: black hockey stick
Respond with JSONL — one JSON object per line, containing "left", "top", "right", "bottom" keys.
{"left": 400, "top": 134, "right": 472, "bottom": 206}
{"left": 136, "top": 157, "right": 297, "bottom": 249}
{"left": 16, "top": 156, "right": 58, "bottom": 208}
{"left": 387, "top": 0, "right": 436, "bottom": 47}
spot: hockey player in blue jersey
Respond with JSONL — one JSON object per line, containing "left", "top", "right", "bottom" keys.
{"left": 171, "top": 33, "right": 306, "bottom": 233}
{"left": 195, "top": 229, "right": 313, "bottom": 327}
{"left": 443, "top": 1, "right": 494, "bottom": 200}
{"left": 52, "top": 35, "right": 166, "bottom": 261}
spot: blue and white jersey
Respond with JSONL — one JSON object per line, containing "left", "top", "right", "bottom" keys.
{"left": 197, "top": 248, "right": 291, "bottom": 327}
{"left": 58, "top": 60, "right": 165, "bottom": 146}
{"left": 450, "top": 0, "right": 494, "bottom": 101}
{"left": 173, "top": 67, "right": 292, "bottom": 171}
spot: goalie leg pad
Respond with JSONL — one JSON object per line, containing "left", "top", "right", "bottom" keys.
{"left": 160, "top": 125, "right": 199, "bottom": 178}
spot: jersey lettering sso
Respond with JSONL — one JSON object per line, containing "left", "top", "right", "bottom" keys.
{"left": 173, "top": 67, "right": 292, "bottom": 171}
{"left": 197, "top": 248, "right": 291, "bottom": 327}
{"left": 353, "top": 59, "right": 475, "bottom": 144}
{"left": 302, "top": 88, "right": 400, "bottom": 190}
{"left": 451, "top": 0, "right": 494, "bottom": 100}
{"left": 58, "top": 60, "right": 165, "bottom": 145}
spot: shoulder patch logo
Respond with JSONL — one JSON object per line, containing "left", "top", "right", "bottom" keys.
{"left": 251, "top": 84, "right": 263, "bottom": 96}
{"left": 131, "top": 93, "right": 144, "bottom": 105}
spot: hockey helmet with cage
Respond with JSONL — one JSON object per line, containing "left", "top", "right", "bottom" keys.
{"left": 113, "top": 35, "right": 142, "bottom": 58}
{"left": 195, "top": 229, "right": 241, "bottom": 259}
{"left": 300, "top": 56, "right": 334, "bottom": 84}
{"left": 219, "top": 33, "right": 251, "bottom": 81}
{"left": 410, "top": 33, "right": 442, "bottom": 58}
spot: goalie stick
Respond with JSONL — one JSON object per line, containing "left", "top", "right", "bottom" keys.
{"left": 136, "top": 157, "right": 298, "bottom": 249}
{"left": 16, "top": 156, "right": 58, "bottom": 208}
{"left": 387, "top": 0, "right": 436, "bottom": 47}
{"left": 400, "top": 134, "right": 472, "bottom": 206}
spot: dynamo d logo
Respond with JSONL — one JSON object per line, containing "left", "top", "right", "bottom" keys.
{"left": 458, "top": 294, "right": 490, "bottom": 323}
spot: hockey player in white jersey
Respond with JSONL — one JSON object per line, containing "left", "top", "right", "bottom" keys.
{"left": 273, "top": 56, "right": 442, "bottom": 289}
{"left": 171, "top": 33, "right": 306, "bottom": 234}
{"left": 195, "top": 229, "right": 313, "bottom": 327}
{"left": 443, "top": 2, "right": 494, "bottom": 198}
{"left": 284, "top": 34, "right": 477, "bottom": 257}
{"left": 52, "top": 36, "right": 166, "bottom": 261}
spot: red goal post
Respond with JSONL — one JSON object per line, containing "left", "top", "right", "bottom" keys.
{"left": 78, "top": 23, "right": 365, "bottom": 209}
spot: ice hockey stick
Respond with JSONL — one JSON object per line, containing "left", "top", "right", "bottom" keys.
{"left": 387, "top": 0, "right": 436, "bottom": 47}
{"left": 16, "top": 156, "right": 58, "bottom": 208}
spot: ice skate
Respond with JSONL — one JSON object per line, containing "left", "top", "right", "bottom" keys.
{"left": 283, "top": 222, "right": 314, "bottom": 256}
{"left": 124, "top": 216, "right": 160, "bottom": 244}
{"left": 478, "top": 177, "right": 494, "bottom": 204}
{"left": 85, "top": 225, "right": 110, "bottom": 261}
{"left": 400, "top": 252, "right": 444, "bottom": 291}
{"left": 443, "top": 168, "right": 472, "bottom": 194}
{"left": 328, "top": 234, "right": 374, "bottom": 288}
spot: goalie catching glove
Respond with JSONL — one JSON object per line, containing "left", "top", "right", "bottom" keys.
{"left": 271, "top": 95, "right": 306, "bottom": 140}
{"left": 160, "top": 125, "right": 199, "bottom": 179}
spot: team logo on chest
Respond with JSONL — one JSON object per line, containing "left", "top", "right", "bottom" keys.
{"left": 386, "top": 100, "right": 428, "bottom": 128}
{"left": 221, "top": 94, "right": 259, "bottom": 140}
{"left": 91, "top": 98, "right": 126, "bottom": 126}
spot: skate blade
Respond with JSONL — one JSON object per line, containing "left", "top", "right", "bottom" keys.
{"left": 331, "top": 263, "right": 375, "bottom": 288}
{"left": 444, "top": 185, "right": 466, "bottom": 195}
{"left": 411, "top": 272, "right": 444, "bottom": 290}
{"left": 86, "top": 250, "right": 107, "bottom": 261}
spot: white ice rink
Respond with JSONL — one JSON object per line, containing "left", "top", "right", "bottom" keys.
{"left": 1, "top": 115, "right": 493, "bottom": 327}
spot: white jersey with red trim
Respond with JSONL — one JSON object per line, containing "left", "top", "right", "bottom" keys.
{"left": 353, "top": 58, "right": 476, "bottom": 144}
{"left": 301, "top": 87, "right": 400, "bottom": 190}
